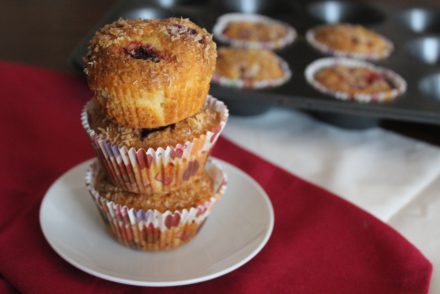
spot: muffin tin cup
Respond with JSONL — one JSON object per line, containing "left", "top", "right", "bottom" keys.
{"left": 305, "top": 57, "right": 407, "bottom": 103}
{"left": 212, "top": 13, "right": 297, "bottom": 50}
{"left": 305, "top": 25, "right": 394, "bottom": 61}
{"left": 211, "top": 55, "right": 291, "bottom": 89}
{"left": 86, "top": 159, "right": 227, "bottom": 251}
{"left": 81, "top": 95, "right": 229, "bottom": 194}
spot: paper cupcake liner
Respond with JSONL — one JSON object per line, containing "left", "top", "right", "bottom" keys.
{"left": 306, "top": 25, "right": 394, "bottom": 61}
{"left": 213, "top": 13, "right": 297, "bottom": 50}
{"left": 211, "top": 55, "right": 291, "bottom": 89}
{"left": 305, "top": 57, "right": 407, "bottom": 103}
{"left": 81, "top": 95, "right": 229, "bottom": 194}
{"left": 86, "top": 159, "right": 227, "bottom": 251}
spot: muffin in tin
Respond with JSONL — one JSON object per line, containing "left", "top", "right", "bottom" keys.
{"left": 305, "top": 58, "right": 406, "bottom": 102}
{"left": 306, "top": 24, "right": 393, "bottom": 60}
{"left": 212, "top": 47, "right": 291, "bottom": 89}
{"left": 213, "top": 13, "right": 296, "bottom": 50}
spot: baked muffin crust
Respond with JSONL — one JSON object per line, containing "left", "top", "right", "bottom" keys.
{"left": 314, "top": 65, "right": 397, "bottom": 96}
{"left": 311, "top": 24, "right": 392, "bottom": 58}
{"left": 222, "top": 20, "right": 289, "bottom": 43}
{"left": 87, "top": 99, "right": 221, "bottom": 149}
{"left": 95, "top": 168, "right": 214, "bottom": 212}
{"left": 215, "top": 47, "right": 285, "bottom": 81}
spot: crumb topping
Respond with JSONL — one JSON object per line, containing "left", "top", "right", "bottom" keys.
{"left": 314, "top": 65, "right": 396, "bottom": 96}
{"left": 85, "top": 18, "right": 215, "bottom": 68}
{"left": 313, "top": 24, "right": 392, "bottom": 56}
{"left": 84, "top": 17, "right": 217, "bottom": 129}
{"left": 215, "top": 47, "right": 284, "bottom": 81}
{"left": 222, "top": 20, "right": 288, "bottom": 42}
{"left": 95, "top": 168, "right": 214, "bottom": 212}
{"left": 88, "top": 100, "right": 221, "bottom": 149}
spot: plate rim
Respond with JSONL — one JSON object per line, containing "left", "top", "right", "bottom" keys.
{"left": 39, "top": 157, "right": 274, "bottom": 287}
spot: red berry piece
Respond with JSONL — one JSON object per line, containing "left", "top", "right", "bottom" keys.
{"left": 365, "top": 71, "right": 382, "bottom": 84}
{"left": 351, "top": 36, "right": 359, "bottom": 45}
{"left": 124, "top": 42, "right": 161, "bottom": 62}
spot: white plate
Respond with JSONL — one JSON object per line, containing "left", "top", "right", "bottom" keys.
{"left": 40, "top": 158, "right": 274, "bottom": 287}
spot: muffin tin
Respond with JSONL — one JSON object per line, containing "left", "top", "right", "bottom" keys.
{"left": 70, "top": 0, "right": 440, "bottom": 126}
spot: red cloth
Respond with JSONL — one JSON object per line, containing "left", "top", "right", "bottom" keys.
{"left": 0, "top": 61, "right": 432, "bottom": 293}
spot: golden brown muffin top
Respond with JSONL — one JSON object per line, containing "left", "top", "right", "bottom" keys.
{"left": 312, "top": 24, "right": 391, "bottom": 56}
{"left": 88, "top": 100, "right": 221, "bottom": 149}
{"left": 84, "top": 18, "right": 216, "bottom": 98}
{"left": 314, "top": 65, "right": 396, "bottom": 96}
{"left": 85, "top": 18, "right": 215, "bottom": 75}
{"left": 215, "top": 47, "right": 285, "bottom": 81}
{"left": 222, "top": 20, "right": 289, "bottom": 42}
{"left": 95, "top": 169, "right": 214, "bottom": 212}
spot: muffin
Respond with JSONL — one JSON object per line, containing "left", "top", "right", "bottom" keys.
{"left": 84, "top": 18, "right": 217, "bottom": 129}
{"left": 305, "top": 58, "right": 406, "bottom": 102}
{"left": 212, "top": 47, "right": 291, "bottom": 89}
{"left": 213, "top": 13, "right": 296, "bottom": 50}
{"left": 306, "top": 24, "right": 393, "bottom": 60}
{"left": 86, "top": 159, "right": 227, "bottom": 251}
{"left": 82, "top": 96, "right": 228, "bottom": 194}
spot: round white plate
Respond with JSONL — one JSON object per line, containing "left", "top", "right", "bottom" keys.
{"left": 40, "top": 158, "right": 274, "bottom": 287}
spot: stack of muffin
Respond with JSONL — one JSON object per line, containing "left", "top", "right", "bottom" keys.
{"left": 81, "top": 18, "right": 229, "bottom": 251}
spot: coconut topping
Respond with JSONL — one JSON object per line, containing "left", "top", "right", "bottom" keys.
{"left": 94, "top": 168, "right": 215, "bottom": 212}
{"left": 88, "top": 100, "right": 221, "bottom": 149}
{"left": 312, "top": 24, "right": 392, "bottom": 57}
{"left": 314, "top": 65, "right": 396, "bottom": 96}
{"left": 215, "top": 47, "right": 285, "bottom": 81}
{"left": 222, "top": 20, "right": 289, "bottom": 42}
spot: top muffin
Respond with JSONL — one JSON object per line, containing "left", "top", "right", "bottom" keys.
{"left": 85, "top": 18, "right": 217, "bottom": 129}
{"left": 307, "top": 24, "right": 393, "bottom": 60}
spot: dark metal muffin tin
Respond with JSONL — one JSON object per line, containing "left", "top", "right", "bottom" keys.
{"left": 70, "top": 0, "right": 440, "bottom": 126}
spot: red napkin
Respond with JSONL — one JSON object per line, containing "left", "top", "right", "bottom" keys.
{"left": 0, "top": 61, "right": 432, "bottom": 293}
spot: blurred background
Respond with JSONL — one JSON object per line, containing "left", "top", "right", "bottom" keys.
{"left": 1, "top": 0, "right": 439, "bottom": 71}
{"left": 2, "top": 0, "right": 440, "bottom": 145}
